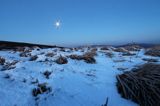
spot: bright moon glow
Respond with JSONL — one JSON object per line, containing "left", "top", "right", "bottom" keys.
{"left": 55, "top": 20, "right": 61, "bottom": 29}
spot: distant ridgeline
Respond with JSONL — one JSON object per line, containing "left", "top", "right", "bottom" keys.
{"left": 0, "top": 41, "right": 58, "bottom": 50}
{"left": 116, "top": 43, "right": 158, "bottom": 48}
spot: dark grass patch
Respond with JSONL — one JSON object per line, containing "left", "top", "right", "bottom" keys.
{"left": 32, "top": 83, "right": 52, "bottom": 97}
{"left": 100, "top": 47, "right": 109, "bottom": 50}
{"left": 123, "top": 45, "right": 141, "bottom": 51}
{"left": 19, "top": 52, "right": 31, "bottom": 57}
{"left": 145, "top": 46, "right": 160, "bottom": 57}
{"left": 55, "top": 56, "right": 68, "bottom": 64}
{"left": 43, "top": 70, "right": 52, "bottom": 79}
{"left": 45, "top": 52, "right": 55, "bottom": 57}
{"left": 1, "top": 60, "right": 18, "bottom": 71}
{"left": 29, "top": 55, "right": 38, "bottom": 61}
{"left": 116, "top": 63, "right": 160, "bottom": 106}
{"left": 69, "top": 50, "right": 96, "bottom": 64}
{"left": 142, "top": 58, "right": 158, "bottom": 62}
{"left": 0, "top": 57, "right": 5, "bottom": 65}
{"left": 113, "top": 47, "right": 128, "bottom": 53}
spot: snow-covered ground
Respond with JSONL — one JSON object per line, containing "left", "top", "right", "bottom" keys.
{"left": 0, "top": 47, "right": 159, "bottom": 106}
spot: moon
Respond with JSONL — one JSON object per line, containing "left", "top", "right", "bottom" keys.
{"left": 55, "top": 20, "right": 61, "bottom": 29}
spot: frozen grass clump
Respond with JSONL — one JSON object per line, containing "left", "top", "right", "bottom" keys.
{"left": 29, "top": 55, "right": 38, "bottom": 61}
{"left": 45, "top": 52, "right": 55, "bottom": 57}
{"left": 0, "top": 56, "right": 5, "bottom": 65}
{"left": 145, "top": 46, "right": 160, "bottom": 57}
{"left": 69, "top": 49, "right": 96, "bottom": 64}
{"left": 32, "top": 83, "right": 52, "bottom": 97}
{"left": 55, "top": 55, "right": 68, "bottom": 64}
{"left": 116, "top": 63, "right": 160, "bottom": 106}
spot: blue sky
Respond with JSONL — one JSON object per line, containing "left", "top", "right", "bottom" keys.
{"left": 0, "top": 0, "right": 160, "bottom": 46}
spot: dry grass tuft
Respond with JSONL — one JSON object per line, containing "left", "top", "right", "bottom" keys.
{"left": 55, "top": 56, "right": 68, "bottom": 64}
{"left": 100, "top": 47, "right": 109, "bottom": 50}
{"left": 142, "top": 58, "right": 158, "bottom": 62}
{"left": 0, "top": 57, "right": 5, "bottom": 65}
{"left": 32, "top": 83, "right": 52, "bottom": 97}
{"left": 45, "top": 52, "right": 55, "bottom": 57}
{"left": 29, "top": 55, "right": 38, "bottom": 61}
{"left": 123, "top": 45, "right": 141, "bottom": 51}
{"left": 114, "top": 47, "right": 128, "bottom": 53}
{"left": 69, "top": 49, "right": 96, "bottom": 64}
{"left": 43, "top": 70, "right": 52, "bottom": 79}
{"left": 145, "top": 46, "right": 160, "bottom": 57}
{"left": 116, "top": 63, "right": 160, "bottom": 106}
{"left": 1, "top": 60, "right": 18, "bottom": 71}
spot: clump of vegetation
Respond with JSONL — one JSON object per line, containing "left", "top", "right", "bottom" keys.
{"left": 19, "top": 52, "right": 31, "bottom": 57}
{"left": 69, "top": 50, "right": 96, "bottom": 64}
{"left": 45, "top": 52, "right": 55, "bottom": 57}
{"left": 32, "top": 83, "right": 52, "bottom": 97}
{"left": 145, "top": 46, "right": 160, "bottom": 57}
{"left": 69, "top": 54, "right": 82, "bottom": 60}
{"left": 116, "top": 63, "right": 160, "bottom": 106}
{"left": 83, "top": 53, "right": 96, "bottom": 63}
{"left": 114, "top": 47, "right": 128, "bottom": 53}
{"left": 18, "top": 47, "right": 32, "bottom": 57}
{"left": 43, "top": 70, "right": 52, "bottom": 79}
{"left": 16, "top": 47, "right": 26, "bottom": 52}
{"left": 29, "top": 55, "right": 38, "bottom": 61}
{"left": 55, "top": 55, "right": 68, "bottom": 64}
{"left": 123, "top": 44, "right": 141, "bottom": 51}
{"left": 0, "top": 57, "right": 5, "bottom": 65}
{"left": 60, "top": 48, "right": 66, "bottom": 52}
{"left": 100, "top": 47, "right": 109, "bottom": 50}
{"left": 1, "top": 60, "right": 18, "bottom": 71}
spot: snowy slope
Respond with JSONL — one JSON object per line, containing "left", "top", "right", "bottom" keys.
{"left": 0, "top": 47, "right": 159, "bottom": 106}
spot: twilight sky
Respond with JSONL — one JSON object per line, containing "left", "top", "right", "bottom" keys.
{"left": 0, "top": 0, "right": 160, "bottom": 46}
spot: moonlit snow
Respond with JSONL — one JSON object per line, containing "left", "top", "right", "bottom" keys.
{"left": 0, "top": 46, "right": 159, "bottom": 106}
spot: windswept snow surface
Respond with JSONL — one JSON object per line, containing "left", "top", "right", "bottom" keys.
{"left": 0, "top": 47, "right": 159, "bottom": 106}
